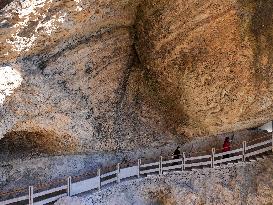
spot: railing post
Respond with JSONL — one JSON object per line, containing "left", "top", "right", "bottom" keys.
{"left": 67, "top": 176, "right": 72, "bottom": 196}
{"left": 182, "top": 152, "right": 186, "bottom": 171}
{"left": 159, "top": 156, "right": 163, "bottom": 175}
{"left": 117, "top": 163, "right": 120, "bottom": 183}
{"left": 211, "top": 148, "right": 215, "bottom": 168}
{"left": 272, "top": 128, "right": 273, "bottom": 152}
{"left": 243, "top": 141, "right": 246, "bottom": 162}
{"left": 97, "top": 169, "right": 101, "bottom": 190}
{"left": 181, "top": 157, "right": 183, "bottom": 171}
{"left": 137, "top": 159, "right": 141, "bottom": 178}
{"left": 28, "top": 186, "right": 33, "bottom": 205}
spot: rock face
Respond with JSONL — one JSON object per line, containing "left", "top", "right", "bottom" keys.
{"left": 1, "top": 0, "right": 273, "bottom": 154}
{"left": 0, "top": 0, "right": 142, "bottom": 154}
{"left": 134, "top": 0, "right": 273, "bottom": 136}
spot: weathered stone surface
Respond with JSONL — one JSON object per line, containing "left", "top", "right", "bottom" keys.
{"left": 0, "top": 0, "right": 143, "bottom": 154}
{"left": 134, "top": 0, "right": 273, "bottom": 137}
{"left": 55, "top": 197, "right": 84, "bottom": 205}
{"left": 1, "top": 0, "right": 273, "bottom": 155}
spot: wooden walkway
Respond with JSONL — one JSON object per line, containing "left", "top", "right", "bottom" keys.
{"left": 1, "top": 135, "right": 272, "bottom": 205}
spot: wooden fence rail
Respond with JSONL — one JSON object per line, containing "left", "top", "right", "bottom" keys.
{"left": 1, "top": 136, "right": 272, "bottom": 205}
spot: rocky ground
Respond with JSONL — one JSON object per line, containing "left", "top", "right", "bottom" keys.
{"left": 55, "top": 154, "right": 273, "bottom": 205}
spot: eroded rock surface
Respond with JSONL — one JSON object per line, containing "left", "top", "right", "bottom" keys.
{"left": 1, "top": 0, "right": 273, "bottom": 155}
{"left": 134, "top": 0, "right": 273, "bottom": 136}
{"left": 0, "top": 0, "right": 143, "bottom": 154}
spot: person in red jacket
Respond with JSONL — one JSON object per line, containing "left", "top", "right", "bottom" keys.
{"left": 222, "top": 137, "right": 231, "bottom": 158}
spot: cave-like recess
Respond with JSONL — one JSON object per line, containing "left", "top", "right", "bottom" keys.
{"left": 0, "top": 130, "right": 76, "bottom": 158}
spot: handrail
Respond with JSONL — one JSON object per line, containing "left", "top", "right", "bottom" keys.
{"left": 246, "top": 139, "right": 272, "bottom": 150}
{"left": 187, "top": 154, "right": 211, "bottom": 161}
{"left": 0, "top": 134, "right": 272, "bottom": 204}
{"left": 214, "top": 147, "right": 243, "bottom": 157}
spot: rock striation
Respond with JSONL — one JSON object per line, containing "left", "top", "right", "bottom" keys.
{"left": 134, "top": 0, "right": 273, "bottom": 136}
{"left": 0, "top": 0, "right": 273, "bottom": 155}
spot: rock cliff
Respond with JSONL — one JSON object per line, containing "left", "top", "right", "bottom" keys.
{"left": 1, "top": 0, "right": 273, "bottom": 154}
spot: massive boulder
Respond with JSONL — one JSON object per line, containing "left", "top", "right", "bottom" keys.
{"left": 134, "top": 0, "right": 273, "bottom": 136}
{"left": 0, "top": 0, "right": 273, "bottom": 154}
{"left": 0, "top": 0, "right": 141, "bottom": 154}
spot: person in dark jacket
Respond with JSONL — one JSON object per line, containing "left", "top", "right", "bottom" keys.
{"left": 222, "top": 137, "right": 231, "bottom": 158}
{"left": 172, "top": 146, "right": 181, "bottom": 167}
{"left": 173, "top": 146, "right": 181, "bottom": 159}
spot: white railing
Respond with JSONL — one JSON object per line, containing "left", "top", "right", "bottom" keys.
{"left": 1, "top": 135, "right": 272, "bottom": 205}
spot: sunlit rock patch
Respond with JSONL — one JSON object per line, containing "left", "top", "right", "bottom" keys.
{"left": 0, "top": 65, "right": 23, "bottom": 105}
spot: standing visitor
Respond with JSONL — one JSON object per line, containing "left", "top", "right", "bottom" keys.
{"left": 222, "top": 137, "right": 231, "bottom": 158}
{"left": 172, "top": 146, "right": 181, "bottom": 167}
{"left": 173, "top": 146, "right": 181, "bottom": 159}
